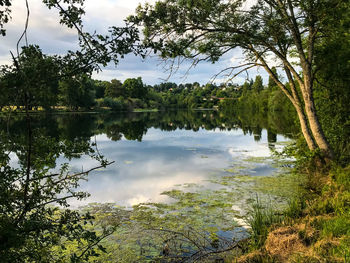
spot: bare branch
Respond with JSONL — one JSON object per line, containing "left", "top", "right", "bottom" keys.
{"left": 209, "top": 63, "right": 261, "bottom": 84}
{"left": 28, "top": 161, "right": 115, "bottom": 183}
{"left": 16, "top": 0, "right": 30, "bottom": 57}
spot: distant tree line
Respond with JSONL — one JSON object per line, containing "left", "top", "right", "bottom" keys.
{"left": 0, "top": 48, "right": 293, "bottom": 114}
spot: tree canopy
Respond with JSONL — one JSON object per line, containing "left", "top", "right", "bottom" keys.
{"left": 122, "top": 77, "right": 147, "bottom": 99}
{"left": 1, "top": 45, "right": 60, "bottom": 110}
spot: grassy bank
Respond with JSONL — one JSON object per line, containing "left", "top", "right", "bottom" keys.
{"left": 237, "top": 164, "right": 350, "bottom": 262}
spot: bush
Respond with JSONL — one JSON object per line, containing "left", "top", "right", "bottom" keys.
{"left": 96, "top": 97, "right": 127, "bottom": 111}
{"left": 130, "top": 98, "right": 146, "bottom": 109}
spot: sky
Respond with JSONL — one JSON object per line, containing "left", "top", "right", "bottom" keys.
{"left": 0, "top": 0, "right": 266, "bottom": 86}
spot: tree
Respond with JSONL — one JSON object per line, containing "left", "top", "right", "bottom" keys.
{"left": 129, "top": 0, "right": 344, "bottom": 159}
{"left": 93, "top": 80, "right": 107, "bottom": 99}
{"left": 0, "top": 74, "right": 11, "bottom": 111}
{"left": 105, "top": 79, "right": 124, "bottom": 98}
{"left": 313, "top": 1, "right": 350, "bottom": 163}
{"left": 241, "top": 80, "right": 253, "bottom": 95}
{"left": 59, "top": 74, "right": 96, "bottom": 110}
{"left": 0, "top": 45, "right": 60, "bottom": 110}
{"left": 267, "top": 67, "right": 278, "bottom": 91}
{"left": 252, "top": 75, "right": 264, "bottom": 93}
{"left": 122, "top": 77, "right": 147, "bottom": 99}
{"left": 0, "top": 0, "right": 11, "bottom": 36}
{"left": 0, "top": 113, "right": 116, "bottom": 262}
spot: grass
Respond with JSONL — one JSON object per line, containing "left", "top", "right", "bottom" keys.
{"left": 247, "top": 197, "right": 283, "bottom": 249}
{"left": 320, "top": 216, "right": 350, "bottom": 238}
{"left": 236, "top": 164, "right": 350, "bottom": 262}
{"left": 284, "top": 197, "right": 306, "bottom": 220}
{"left": 132, "top": 108, "right": 158, "bottom": 112}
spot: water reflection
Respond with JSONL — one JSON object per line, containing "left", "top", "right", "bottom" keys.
{"left": 1, "top": 110, "right": 298, "bottom": 207}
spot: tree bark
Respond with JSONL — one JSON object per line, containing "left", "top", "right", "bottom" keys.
{"left": 302, "top": 76, "right": 334, "bottom": 158}
{"left": 283, "top": 66, "right": 317, "bottom": 151}
{"left": 293, "top": 102, "right": 317, "bottom": 150}
{"left": 256, "top": 52, "right": 317, "bottom": 151}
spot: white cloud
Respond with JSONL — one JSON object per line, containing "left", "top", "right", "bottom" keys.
{"left": 1, "top": 0, "right": 264, "bottom": 85}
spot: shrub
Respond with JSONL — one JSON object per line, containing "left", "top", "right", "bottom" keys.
{"left": 96, "top": 97, "right": 127, "bottom": 111}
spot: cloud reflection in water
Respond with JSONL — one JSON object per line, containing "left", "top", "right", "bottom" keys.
{"left": 68, "top": 128, "right": 288, "bottom": 207}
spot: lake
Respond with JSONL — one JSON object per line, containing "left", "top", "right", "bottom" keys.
{"left": 2, "top": 110, "right": 302, "bottom": 259}
{"left": 66, "top": 113, "right": 292, "bottom": 206}
{"left": 3, "top": 110, "right": 299, "bottom": 206}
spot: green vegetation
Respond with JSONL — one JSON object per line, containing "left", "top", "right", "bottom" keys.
{"left": 128, "top": 1, "right": 350, "bottom": 259}
{"left": 0, "top": 67, "right": 294, "bottom": 115}
{"left": 229, "top": 165, "right": 350, "bottom": 262}
{"left": 130, "top": 0, "right": 347, "bottom": 159}
{"left": 0, "top": 0, "right": 143, "bottom": 262}
{"left": 0, "top": 0, "right": 349, "bottom": 261}
{"left": 43, "top": 142, "right": 303, "bottom": 262}
{"left": 247, "top": 198, "right": 283, "bottom": 249}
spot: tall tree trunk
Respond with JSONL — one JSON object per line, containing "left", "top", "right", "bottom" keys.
{"left": 283, "top": 66, "right": 317, "bottom": 151}
{"left": 293, "top": 102, "right": 317, "bottom": 150}
{"left": 302, "top": 84, "right": 334, "bottom": 158}
{"left": 258, "top": 54, "right": 317, "bottom": 152}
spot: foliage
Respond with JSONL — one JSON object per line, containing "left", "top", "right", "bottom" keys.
{"left": 1, "top": 0, "right": 143, "bottom": 72}
{"left": 0, "top": 0, "right": 11, "bottom": 36}
{"left": 0, "top": 0, "right": 144, "bottom": 111}
{"left": 320, "top": 216, "right": 350, "bottom": 238}
{"left": 96, "top": 97, "right": 128, "bottom": 111}
{"left": 0, "top": 0, "right": 348, "bottom": 261}
{"left": 59, "top": 74, "right": 96, "bottom": 110}
{"left": 1, "top": 66, "right": 300, "bottom": 123}
{"left": 122, "top": 77, "right": 147, "bottom": 99}
{"left": 251, "top": 76, "right": 263, "bottom": 93}
{"left": 104, "top": 79, "right": 123, "bottom": 98}
{"left": 0, "top": 45, "right": 60, "bottom": 110}
{"left": 93, "top": 80, "right": 107, "bottom": 99}
{"left": 0, "top": 116, "right": 111, "bottom": 261}
{"left": 313, "top": 0, "right": 350, "bottom": 164}
{"left": 0, "top": 0, "right": 143, "bottom": 261}
{"left": 284, "top": 197, "right": 306, "bottom": 220}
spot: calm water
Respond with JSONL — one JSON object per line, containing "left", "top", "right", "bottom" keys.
{"left": 2, "top": 110, "right": 298, "bottom": 208}
{"left": 2, "top": 110, "right": 300, "bottom": 257}
{"left": 56, "top": 110, "right": 297, "bottom": 207}
{"left": 71, "top": 127, "right": 284, "bottom": 207}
